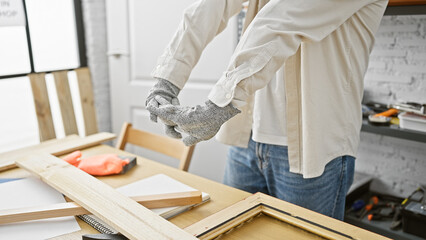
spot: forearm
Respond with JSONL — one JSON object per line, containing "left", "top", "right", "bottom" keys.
{"left": 152, "top": 0, "right": 245, "bottom": 89}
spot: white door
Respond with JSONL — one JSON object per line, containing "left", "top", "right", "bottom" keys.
{"left": 105, "top": 0, "right": 238, "bottom": 182}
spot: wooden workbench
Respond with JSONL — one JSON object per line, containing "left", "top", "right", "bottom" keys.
{"left": 0, "top": 144, "right": 389, "bottom": 239}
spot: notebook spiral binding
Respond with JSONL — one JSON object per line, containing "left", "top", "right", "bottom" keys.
{"left": 77, "top": 214, "right": 117, "bottom": 234}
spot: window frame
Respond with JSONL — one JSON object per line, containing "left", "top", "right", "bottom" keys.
{"left": 0, "top": 0, "right": 87, "bottom": 80}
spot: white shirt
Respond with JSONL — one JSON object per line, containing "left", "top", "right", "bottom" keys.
{"left": 152, "top": 0, "right": 388, "bottom": 178}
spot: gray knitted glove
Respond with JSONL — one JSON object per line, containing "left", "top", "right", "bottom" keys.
{"left": 147, "top": 96, "right": 241, "bottom": 146}
{"left": 145, "top": 78, "right": 182, "bottom": 138}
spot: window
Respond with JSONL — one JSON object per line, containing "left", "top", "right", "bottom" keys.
{"left": 0, "top": 0, "right": 86, "bottom": 152}
{"left": 0, "top": 0, "right": 84, "bottom": 77}
{"left": 26, "top": 0, "right": 80, "bottom": 72}
{"left": 0, "top": 0, "right": 30, "bottom": 75}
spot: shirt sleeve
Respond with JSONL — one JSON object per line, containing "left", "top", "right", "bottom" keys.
{"left": 209, "top": 0, "right": 387, "bottom": 108}
{"left": 151, "top": 0, "right": 246, "bottom": 89}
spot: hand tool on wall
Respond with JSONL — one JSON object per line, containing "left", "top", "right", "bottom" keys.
{"left": 62, "top": 151, "right": 137, "bottom": 176}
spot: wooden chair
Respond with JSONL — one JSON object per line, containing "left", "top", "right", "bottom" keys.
{"left": 116, "top": 122, "right": 195, "bottom": 172}
{"left": 29, "top": 67, "right": 98, "bottom": 141}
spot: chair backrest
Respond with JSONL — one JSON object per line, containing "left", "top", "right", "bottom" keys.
{"left": 29, "top": 67, "right": 98, "bottom": 141}
{"left": 116, "top": 122, "right": 195, "bottom": 172}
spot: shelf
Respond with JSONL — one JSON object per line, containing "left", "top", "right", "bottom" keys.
{"left": 345, "top": 176, "right": 425, "bottom": 240}
{"left": 386, "top": 0, "right": 426, "bottom": 15}
{"left": 361, "top": 119, "right": 426, "bottom": 143}
{"left": 385, "top": 5, "right": 426, "bottom": 15}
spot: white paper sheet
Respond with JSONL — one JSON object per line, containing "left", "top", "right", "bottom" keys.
{"left": 0, "top": 177, "right": 81, "bottom": 240}
{"left": 117, "top": 174, "right": 210, "bottom": 217}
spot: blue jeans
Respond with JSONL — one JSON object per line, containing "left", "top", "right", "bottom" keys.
{"left": 223, "top": 138, "right": 355, "bottom": 220}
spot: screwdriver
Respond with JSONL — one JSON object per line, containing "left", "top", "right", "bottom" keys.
{"left": 346, "top": 199, "right": 365, "bottom": 213}
{"left": 359, "top": 196, "right": 379, "bottom": 219}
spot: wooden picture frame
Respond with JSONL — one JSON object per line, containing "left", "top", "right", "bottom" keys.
{"left": 185, "top": 193, "right": 390, "bottom": 240}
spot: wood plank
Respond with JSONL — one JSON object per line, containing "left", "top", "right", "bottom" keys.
{"left": 127, "top": 126, "right": 185, "bottom": 160}
{"left": 0, "top": 191, "right": 202, "bottom": 224}
{"left": 115, "top": 122, "right": 131, "bottom": 150}
{"left": 0, "top": 135, "right": 78, "bottom": 172}
{"left": 0, "top": 132, "right": 116, "bottom": 172}
{"left": 29, "top": 73, "right": 56, "bottom": 141}
{"left": 258, "top": 194, "right": 390, "bottom": 240}
{"left": 53, "top": 71, "right": 79, "bottom": 136}
{"left": 75, "top": 68, "right": 98, "bottom": 135}
{"left": 178, "top": 145, "right": 195, "bottom": 172}
{"left": 388, "top": 0, "right": 426, "bottom": 6}
{"left": 16, "top": 154, "right": 197, "bottom": 240}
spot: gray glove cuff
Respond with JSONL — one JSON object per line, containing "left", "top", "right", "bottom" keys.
{"left": 205, "top": 100, "right": 241, "bottom": 121}
{"left": 145, "top": 78, "right": 180, "bottom": 106}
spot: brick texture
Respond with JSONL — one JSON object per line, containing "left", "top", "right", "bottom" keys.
{"left": 81, "top": 0, "right": 111, "bottom": 133}
{"left": 360, "top": 15, "right": 426, "bottom": 197}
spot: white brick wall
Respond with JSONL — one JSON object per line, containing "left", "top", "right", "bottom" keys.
{"left": 81, "top": 0, "right": 111, "bottom": 133}
{"left": 360, "top": 15, "right": 426, "bottom": 197}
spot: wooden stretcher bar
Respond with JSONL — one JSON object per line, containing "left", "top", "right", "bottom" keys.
{"left": 15, "top": 153, "right": 197, "bottom": 240}
{"left": 185, "top": 193, "right": 391, "bottom": 240}
{"left": 0, "top": 132, "right": 115, "bottom": 172}
{"left": 0, "top": 191, "right": 202, "bottom": 224}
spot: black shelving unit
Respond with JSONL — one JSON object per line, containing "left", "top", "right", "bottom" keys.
{"left": 364, "top": 4, "right": 426, "bottom": 142}
{"left": 361, "top": 119, "right": 426, "bottom": 143}
{"left": 385, "top": 4, "right": 426, "bottom": 15}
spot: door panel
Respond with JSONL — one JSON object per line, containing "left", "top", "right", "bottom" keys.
{"left": 106, "top": 0, "right": 237, "bottom": 182}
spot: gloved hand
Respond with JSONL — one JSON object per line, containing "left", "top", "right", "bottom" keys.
{"left": 147, "top": 96, "right": 241, "bottom": 146}
{"left": 145, "top": 78, "right": 182, "bottom": 138}
{"left": 62, "top": 151, "right": 130, "bottom": 176}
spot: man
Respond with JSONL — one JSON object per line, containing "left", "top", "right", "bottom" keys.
{"left": 146, "top": 0, "right": 388, "bottom": 220}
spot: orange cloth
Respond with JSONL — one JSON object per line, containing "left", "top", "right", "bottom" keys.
{"left": 62, "top": 151, "right": 129, "bottom": 176}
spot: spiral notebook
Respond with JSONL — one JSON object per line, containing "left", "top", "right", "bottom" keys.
{"left": 79, "top": 174, "right": 210, "bottom": 234}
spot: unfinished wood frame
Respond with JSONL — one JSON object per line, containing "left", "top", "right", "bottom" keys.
{"left": 0, "top": 191, "right": 202, "bottom": 225}
{"left": 116, "top": 122, "right": 195, "bottom": 171}
{"left": 15, "top": 153, "right": 197, "bottom": 240}
{"left": 0, "top": 132, "right": 115, "bottom": 172}
{"left": 29, "top": 67, "right": 98, "bottom": 142}
{"left": 185, "top": 193, "right": 391, "bottom": 240}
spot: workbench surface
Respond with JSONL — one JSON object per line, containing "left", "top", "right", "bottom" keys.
{"left": 0, "top": 144, "right": 389, "bottom": 239}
